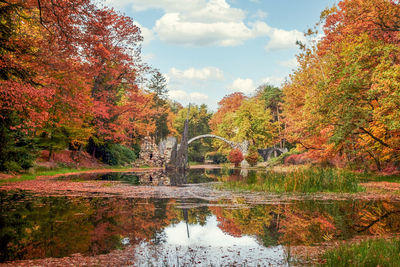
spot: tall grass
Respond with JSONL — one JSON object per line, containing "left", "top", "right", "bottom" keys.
{"left": 217, "top": 168, "right": 363, "bottom": 193}
{"left": 322, "top": 238, "right": 400, "bottom": 267}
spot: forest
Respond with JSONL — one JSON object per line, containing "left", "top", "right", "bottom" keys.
{"left": 1, "top": 0, "right": 399, "bottom": 174}
{"left": 1, "top": 1, "right": 400, "bottom": 266}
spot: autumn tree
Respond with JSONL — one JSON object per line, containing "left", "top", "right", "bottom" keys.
{"left": 209, "top": 93, "right": 246, "bottom": 152}
{"left": 232, "top": 98, "right": 279, "bottom": 150}
{"left": 209, "top": 92, "right": 246, "bottom": 132}
{"left": 210, "top": 92, "right": 278, "bottom": 155}
{"left": 228, "top": 149, "right": 244, "bottom": 167}
{"left": 282, "top": 0, "right": 400, "bottom": 170}
{"left": 0, "top": 0, "right": 161, "bottom": 170}
{"left": 0, "top": 1, "right": 94, "bottom": 167}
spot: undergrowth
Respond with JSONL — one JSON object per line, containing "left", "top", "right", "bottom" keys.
{"left": 322, "top": 238, "right": 400, "bottom": 267}
{"left": 216, "top": 168, "right": 364, "bottom": 193}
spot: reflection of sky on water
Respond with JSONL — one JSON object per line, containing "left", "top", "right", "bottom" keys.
{"left": 135, "top": 214, "right": 288, "bottom": 266}
{"left": 165, "top": 216, "right": 257, "bottom": 247}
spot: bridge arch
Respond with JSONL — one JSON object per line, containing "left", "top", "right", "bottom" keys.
{"left": 188, "top": 134, "right": 235, "bottom": 147}
{"left": 187, "top": 134, "right": 249, "bottom": 156}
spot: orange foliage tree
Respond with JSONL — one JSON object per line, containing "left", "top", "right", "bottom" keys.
{"left": 283, "top": 0, "right": 400, "bottom": 171}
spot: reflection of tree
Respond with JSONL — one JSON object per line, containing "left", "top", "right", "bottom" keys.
{"left": 184, "top": 169, "right": 217, "bottom": 184}
{"left": 0, "top": 192, "right": 180, "bottom": 262}
{"left": 0, "top": 192, "right": 94, "bottom": 261}
{"left": 209, "top": 199, "right": 400, "bottom": 247}
{"left": 172, "top": 205, "right": 211, "bottom": 226}
{"left": 168, "top": 171, "right": 187, "bottom": 186}
{"left": 351, "top": 201, "right": 400, "bottom": 235}
{"left": 211, "top": 204, "right": 278, "bottom": 244}
{"left": 278, "top": 206, "right": 337, "bottom": 245}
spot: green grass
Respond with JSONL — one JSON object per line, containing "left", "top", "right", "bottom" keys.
{"left": 356, "top": 172, "right": 400, "bottom": 183}
{"left": 322, "top": 238, "right": 400, "bottom": 267}
{"left": 0, "top": 165, "right": 134, "bottom": 184}
{"left": 216, "top": 168, "right": 364, "bottom": 193}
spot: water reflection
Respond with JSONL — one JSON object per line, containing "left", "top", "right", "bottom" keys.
{"left": 1, "top": 190, "right": 400, "bottom": 264}
{"left": 57, "top": 168, "right": 219, "bottom": 186}
{"left": 135, "top": 215, "right": 287, "bottom": 266}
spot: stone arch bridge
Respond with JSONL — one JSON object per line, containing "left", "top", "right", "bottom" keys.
{"left": 188, "top": 134, "right": 249, "bottom": 156}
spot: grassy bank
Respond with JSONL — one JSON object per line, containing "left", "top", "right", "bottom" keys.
{"left": 357, "top": 172, "right": 400, "bottom": 183}
{"left": 216, "top": 168, "right": 364, "bottom": 193}
{"left": 0, "top": 166, "right": 134, "bottom": 185}
{"left": 322, "top": 238, "right": 400, "bottom": 266}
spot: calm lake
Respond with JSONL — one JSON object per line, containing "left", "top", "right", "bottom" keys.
{"left": 1, "top": 168, "right": 400, "bottom": 266}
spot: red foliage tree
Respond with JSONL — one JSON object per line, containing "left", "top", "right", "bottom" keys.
{"left": 0, "top": 0, "right": 159, "bottom": 169}
{"left": 228, "top": 149, "right": 244, "bottom": 167}
{"left": 209, "top": 92, "right": 246, "bottom": 132}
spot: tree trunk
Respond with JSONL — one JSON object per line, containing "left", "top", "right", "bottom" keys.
{"left": 48, "top": 147, "right": 53, "bottom": 161}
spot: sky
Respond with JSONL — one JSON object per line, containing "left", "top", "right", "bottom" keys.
{"left": 104, "top": 0, "right": 338, "bottom": 111}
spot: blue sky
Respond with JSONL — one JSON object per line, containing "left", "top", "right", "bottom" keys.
{"left": 104, "top": 0, "right": 338, "bottom": 110}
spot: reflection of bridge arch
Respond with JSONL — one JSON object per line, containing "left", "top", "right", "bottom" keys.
{"left": 188, "top": 134, "right": 248, "bottom": 155}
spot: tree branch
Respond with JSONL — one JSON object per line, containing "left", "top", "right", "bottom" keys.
{"left": 359, "top": 127, "right": 398, "bottom": 150}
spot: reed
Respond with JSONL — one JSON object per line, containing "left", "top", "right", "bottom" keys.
{"left": 322, "top": 238, "right": 400, "bottom": 266}
{"left": 217, "top": 168, "right": 363, "bottom": 193}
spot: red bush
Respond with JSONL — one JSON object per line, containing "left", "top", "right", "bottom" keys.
{"left": 284, "top": 154, "right": 310, "bottom": 165}
{"left": 228, "top": 149, "right": 244, "bottom": 167}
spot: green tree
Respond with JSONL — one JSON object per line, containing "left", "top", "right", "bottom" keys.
{"left": 257, "top": 84, "right": 283, "bottom": 122}
{"left": 147, "top": 71, "right": 172, "bottom": 142}
{"left": 233, "top": 98, "right": 279, "bottom": 150}
{"left": 174, "top": 104, "right": 213, "bottom": 162}
{"left": 148, "top": 71, "right": 168, "bottom": 100}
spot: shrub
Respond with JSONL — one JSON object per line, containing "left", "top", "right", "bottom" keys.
{"left": 207, "top": 152, "right": 228, "bottom": 164}
{"left": 0, "top": 122, "right": 37, "bottom": 172}
{"left": 267, "top": 149, "right": 300, "bottom": 166}
{"left": 284, "top": 153, "right": 310, "bottom": 165}
{"left": 245, "top": 152, "right": 259, "bottom": 166}
{"left": 228, "top": 149, "right": 244, "bottom": 167}
{"left": 188, "top": 149, "right": 205, "bottom": 163}
{"left": 88, "top": 141, "right": 137, "bottom": 166}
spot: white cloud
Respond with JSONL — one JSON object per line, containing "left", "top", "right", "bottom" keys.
{"left": 180, "top": 0, "right": 245, "bottom": 23}
{"left": 261, "top": 76, "right": 285, "bottom": 87}
{"left": 164, "top": 73, "right": 171, "bottom": 85}
{"left": 168, "top": 90, "right": 187, "bottom": 100}
{"left": 141, "top": 53, "right": 155, "bottom": 62}
{"left": 104, "top": 0, "right": 133, "bottom": 9}
{"left": 133, "top": 22, "right": 154, "bottom": 46}
{"left": 264, "top": 28, "right": 306, "bottom": 51}
{"left": 105, "top": 0, "right": 305, "bottom": 51}
{"left": 169, "top": 67, "right": 224, "bottom": 81}
{"left": 168, "top": 90, "right": 209, "bottom": 102}
{"left": 154, "top": 13, "right": 256, "bottom": 46}
{"left": 279, "top": 57, "right": 299, "bottom": 69}
{"left": 228, "top": 78, "right": 255, "bottom": 94}
{"left": 189, "top": 92, "right": 209, "bottom": 101}
{"left": 252, "top": 9, "right": 267, "bottom": 19}
{"left": 150, "top": 0, "right": 299, "bottom": 48}
{"left": 128, "top": 0, "right": 205, "bottom": 12}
